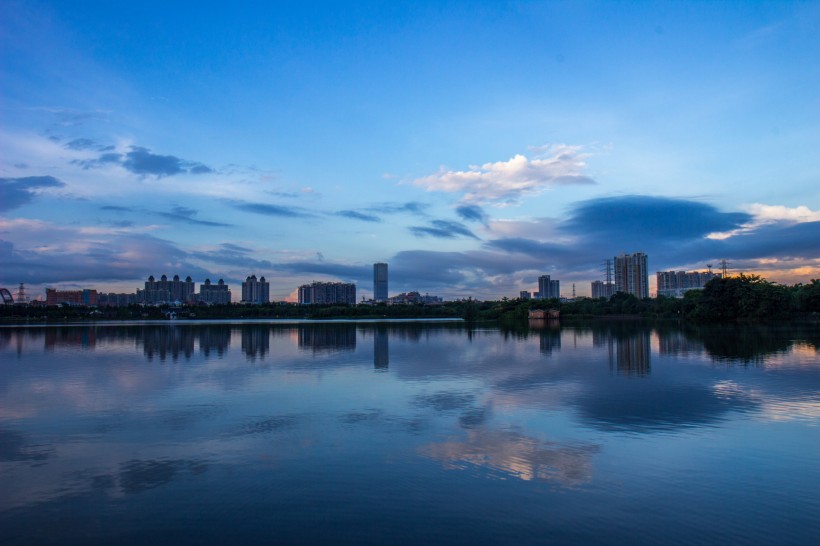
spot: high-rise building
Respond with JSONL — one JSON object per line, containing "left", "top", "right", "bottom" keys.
{"left": 613, "top": 252, "right": 649, "bottom": 298}
{"left": 656, "top": 270, "right": 721, "bottom": 298}
{"left": 198, "top": 278, "right": 231, "bottom": 304}
{"left": 373, "top": 263, "right": 388, "bottom": 302}
{"left": 137, "top": 274, "right": 195, "bottom": 304}
{"left": 519, "top": 291, "right": 531, "bottom": 300}
{"left": 537, "top": 275, "right": 560, "bottom": 299}
{"left": 591, "top": 281, "right": 616, "bottom": 299}
{"left": 298, "top": 281, "right": 356, "bottom": 305}
{"left": 241, "top": 274, "right": 270, "bottom": 303}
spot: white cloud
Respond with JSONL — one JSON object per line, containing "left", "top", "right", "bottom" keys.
{"left": 707, "top": 203, "right": 820, "bottom": 240}
{"left": 412, "top": 145, "right": 595, "bottom": 206}
{"left": 743, "top": 204, "right": 820, "bottom": 224}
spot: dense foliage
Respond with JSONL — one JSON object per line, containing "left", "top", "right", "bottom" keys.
{"left": 2, "top": 276, "right": 819, "bottom": 324}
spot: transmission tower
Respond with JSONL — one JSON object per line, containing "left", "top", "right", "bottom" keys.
{"left": 15, "top": 283, "right": 28, "bottom": 304}
{"left": 719, "top": 259, "right": 730, "bottom": 278}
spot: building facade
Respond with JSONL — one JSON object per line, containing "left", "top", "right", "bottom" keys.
{"left": 137, "top": 274, "right": 195, "bottom": 304}
{"left": 373, "top": 263, "right": 388, "bottom": 302}
{"left": 241, "top": 274, "right": 270, "bottom": 304}
{"left": 98, "top": 293, "right": 138, "bottom": 306}
{"left": 656, "top": 270, "right": 721, "bottom": 298}
{"left": 537, "top": 275, "right": 560, "bottom": 300}
{"left": 614, "top": 253, "right": 649, "bottom": 298}
{"left": 591, "top": 281, "right": 616, "bottom": 299}
{"left": 198, "top": 278, "right": 231, "bottom": 304}
{"left": 45, "top": 288, "right": 98, "bottom": 306}
{"left": 298, "top": 281, "right": 356, "bottom": 305}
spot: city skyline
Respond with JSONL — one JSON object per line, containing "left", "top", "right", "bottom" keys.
{"left": 2, "top": 2, "right": 819, "bottom": 300}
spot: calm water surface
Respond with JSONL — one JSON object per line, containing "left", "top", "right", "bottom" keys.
{"left": 1, "top": 320, "right": 819, "bottom": 545}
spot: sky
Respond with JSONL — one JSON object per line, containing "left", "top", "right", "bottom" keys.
{"left": 1, "top": 0, "right": 819, "bottom": 301}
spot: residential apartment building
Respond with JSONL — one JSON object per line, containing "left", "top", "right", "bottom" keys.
{"left": 198, "top": 278, "right": 231, "bottom": 304}
{"left": 537, "top": 275, "right": 560, "bottom": 299}
{"left": 241, "top": 274, "right": 270, "bottom": 304}
{"left": 298, "top": 281, "right": 356, "bottom": 305}
{"left": 656, "top": 270, "right": 721, "bottom": 298}
{"left": 614, "top": 252, "right": 649, "bottom": 298}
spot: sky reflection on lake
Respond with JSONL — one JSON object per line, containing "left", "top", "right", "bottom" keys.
{"left": 1, "top": 321, "right": 818, "bottom": 545}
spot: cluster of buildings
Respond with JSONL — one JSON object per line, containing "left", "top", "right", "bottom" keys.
{"left": 656, "top": 270, "right": 721, "bottom": 298}
{"left": 519, "top": 274, "right": 560, "bottom": 300}
{"left": 23, "top": 253, "right": 723, "bottom": 308}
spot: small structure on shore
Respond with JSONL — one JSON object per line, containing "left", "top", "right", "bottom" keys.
{"left": 529, "top": 309, "right": 560, "bottom": 319}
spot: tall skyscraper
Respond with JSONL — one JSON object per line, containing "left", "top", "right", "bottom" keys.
{"left": 537, "top": 275, "right": 560, "bottom": 299}
{"left": 373, "top": 263, "right": 388, "bottom": 302}
{"left": 613, "top": 252, "right": 649, "bottom": 298}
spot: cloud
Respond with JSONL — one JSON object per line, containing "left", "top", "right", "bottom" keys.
{"left": 336, "top": 210, "right": 383, "bottom": 223}
{"left": 456, "top": 205, "right": 489, "bottom": 225}
{"left": 73, "top": 145, "right": 213, "bottom": 177}
{"left": 229, "top": 201, "right": 313, "bottom": 218}
{"left": 365, "top": 201, "right": 429, "bottom": 216}
{"left": 744, "top": 204, "right": 820, "bottom": 224}
{"left": 30, "top": 107, "right": 110, "bottom": 126}
{"left": 0, "top": 176, "right": 65, "bottom": 211}
{"left": 561, "top": 195, "right": 751, "bottom": 242}
{"left": 413, "top": 145, "right": 595, "bottom": 205}
{"left": 188, "top": 243, "right": 275, "bottom": 270}
{"left": 409, "top": 220, "right": 480, "bottom": 240}
{"left": 276, "top": 261, "right": 370, "bottom": 281}
{"left": 157, "top": 206, "right": 232, "bottom": 227}
{"left": 0, "top": 226, "right": 211, "bottom": 286}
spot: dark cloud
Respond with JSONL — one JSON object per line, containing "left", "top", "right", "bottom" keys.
{"left": 456, "top": 205, "right": 489, "bottom": 224}
{"left": 0, "top": 235, "right": 212, "bottom": 285}
{"left": 100, "top": 205, "right": 134, "bottom": 212}
{"left": 561, "top": 195, "right": 750, "bottom": 242}
{"left": 220, "top": 243, "right": 253, "bottom": 253}
{"left": 336, "top": 210, "right": 383, "bottom": 222}
{"left": 189, "top": 244, "right": 274, "bottom": 270}
{"left": 188, "top": 163, "right": 213, "bottom": 174}
{"left": 0, "top": 176, "right": 65, "bottom": 211}
{"left": 366, "top": 201, "right": 429, "bottom": 216}
{"left": 410, "top": 220, "right": 479, "bottom": 240}
{"left": 157, "top": 206, "right": 232, "bottom": 227}
{"left": 64, "top": 138, "right": 100, "bottom": 151}
{"left": 277, "top": 261, "right": 370, "bottom": 281}
{"left": 123, "top": 146, "right": 185, "bottom": 176}
{"left": 230, "top": 201, "right": 312, "bottom": 218}
{"left": 72, "top": 145, "right": 212, "bottom": 176}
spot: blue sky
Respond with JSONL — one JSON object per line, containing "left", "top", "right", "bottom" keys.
{"left": 1, "top": 0, "right": 819, "bottom": 301}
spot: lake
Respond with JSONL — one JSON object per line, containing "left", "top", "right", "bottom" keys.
{"left": 1, "top": 320, "right": 818, "bottom": 545}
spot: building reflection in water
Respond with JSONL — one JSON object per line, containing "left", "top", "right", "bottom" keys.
{"left": 241, "top": 327, "right": 270, "bottom": 361}
{"left": 140, "top": 327, "right": 196, "bottom": 362}
{"left": 374, "top": 326, "right": 388, "bottom": 369}
{"left": 198, "top": 326, "right": 231, "bottom": 357}
{"left": 297, "top": 324, "right": 357, "bottom": 353}
{"left": 539, "top": 327, "right": 561, "bottom": 355}
{"left": 657, "top": 330, "right": 705, "bottom": 357}
{"left": 594, "top": 328, "right": 651, "bottom": 376}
